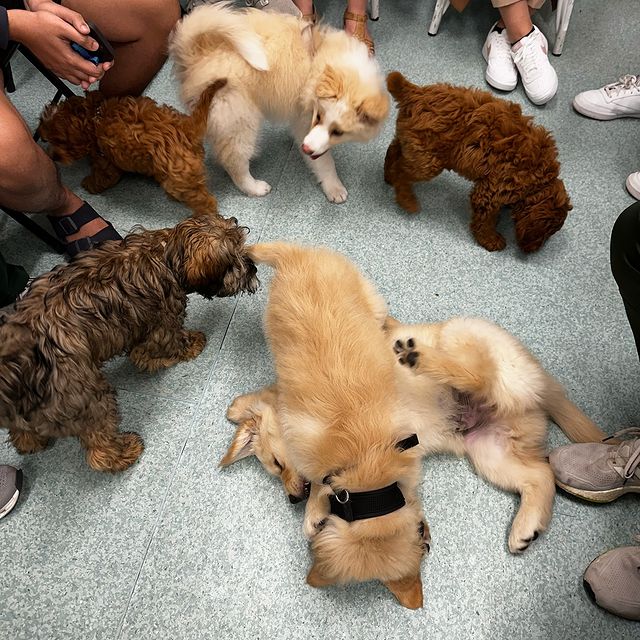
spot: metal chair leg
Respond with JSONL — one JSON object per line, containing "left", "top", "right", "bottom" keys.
{"left": 369, "top": 0, "right": 379, "bottom": 21}
{"left": 552, "top": 0, "right": 574, "bottom": 56}
{"left": 429, "top": 0, "right": 451, "bottom": 36}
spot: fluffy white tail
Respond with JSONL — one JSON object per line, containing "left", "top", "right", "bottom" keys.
{"left": 170, "top": 3, "right": 269, "bottom": 72}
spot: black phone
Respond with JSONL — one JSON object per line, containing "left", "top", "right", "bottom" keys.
{"left": 70, "top": 22, "right": 115, "bottom": 65}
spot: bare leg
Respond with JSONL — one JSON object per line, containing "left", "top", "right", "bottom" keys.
{"left": 344, "top": 0, "right": 373, "bottom": 44}
{"left": 63, "top": 0, "right": 181, "bottom": 97}
{"left": 0, "top": 74, "right": 108, "bottom": 241}
{"left": 497, "top": 0, "right": 534, "bottom": 42}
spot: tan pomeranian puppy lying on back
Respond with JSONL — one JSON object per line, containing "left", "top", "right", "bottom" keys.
{"left": 224, "top": 315, "right": 608, "bottom": 555}
{"left": 240, "top": 241, "right": 430, "bottom": 609}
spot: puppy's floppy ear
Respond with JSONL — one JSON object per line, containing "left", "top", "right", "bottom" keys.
{"left": 316, "top": 65, "right": 342, "bottom": 99}
{"left": 383, "top": 573, "right": 423, "bottom": 609}
{"left": 219, "top": 419, "right": 259, "bottom": 467}
{"left": 357, "top": 93, "right": 390, "bottom": 126}
{"left": 306, "top": 562, "right": 338, "bottom": 588}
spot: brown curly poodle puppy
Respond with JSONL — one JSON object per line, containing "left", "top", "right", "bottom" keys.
{"left": 384, "top": 72, "right": 572, "bottom": 252}
{"left": 0, "top": 214, "right": 258, "bottom": 472}
{"left": 38, "top": 81, "right": 226, "bottom": 216}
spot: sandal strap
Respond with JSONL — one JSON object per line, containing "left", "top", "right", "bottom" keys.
{"left": 344, "top": 10, "right": 368, "bottom": 23}
{"left": 47, "top": 202, "right": 107, "bottom": 237}
{"left": 67, "top": 223, "right": 121, "bottom": 257}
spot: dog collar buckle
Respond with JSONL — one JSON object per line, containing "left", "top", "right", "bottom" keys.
{"left": 329, "top": 482, "right": 406, "bottom": 523}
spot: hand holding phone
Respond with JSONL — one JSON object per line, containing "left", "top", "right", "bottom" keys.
{"left": 70, "top": 22, "right": 115, "bottom": 65}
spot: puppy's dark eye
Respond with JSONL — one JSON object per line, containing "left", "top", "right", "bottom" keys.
{"left": 332, "top": 128, "right": 344, "bottom": 137}
{"left": 314, "top": 113, "right": 321, "bottom": 125}
{"left": 273, "top": 458, "right": 283, "bottom": 471}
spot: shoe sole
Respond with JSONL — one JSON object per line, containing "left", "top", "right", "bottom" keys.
{"left": 0, "top": 468, "right": 22, "bottom": 520}
{"left": 482, "top": 44, "right": 517, "bottom": 92}
{"left": 0, "top": 489, "right": 20, "bottom": 520}
{"left": 626, "top": 175, "right": 640, "bottom": 200}
{"left": 556, "top": 479, "right": 640, "bottom": 503}
{"left": 572, "top": 98, "right": 640, "bottom": 121}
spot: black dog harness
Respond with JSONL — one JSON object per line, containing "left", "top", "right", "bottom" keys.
{"left": 327, "top": 433, "right": 420, "bottom": 523}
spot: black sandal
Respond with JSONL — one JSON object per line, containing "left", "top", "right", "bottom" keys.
{"left": 47, "top": 202, "right": 122, "bottom": 257}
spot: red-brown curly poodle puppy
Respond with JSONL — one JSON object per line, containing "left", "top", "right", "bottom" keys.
{"left": 38, "top": 81, "right": 226, "bottom": 216}
{"left": 384, "top": 72, "right": 572, "bottom": 252}
{"left": 0, "top": 214, "right": 258, "bottom": 472}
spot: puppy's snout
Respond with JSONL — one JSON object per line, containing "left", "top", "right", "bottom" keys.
{"left": 301, "top": 143, "right": 313, "bottom": 156}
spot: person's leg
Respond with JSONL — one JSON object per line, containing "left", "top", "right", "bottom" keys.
{"left": 292, "top": 0, "right": 373, "bottom": 53}
{"left": 610, "top": 201, "right": 640, "bottom": 358}
{"left": 493, "top": 0, "right": 533, "bottom": 42}
{"left": 0, "top": 70, "right": 110, "bottom": 244}
{"left": 492, "top": 0, "right": 556, "bottom": 105}
{"left": 62, "top": 0, "right": 181, "bottom": 97}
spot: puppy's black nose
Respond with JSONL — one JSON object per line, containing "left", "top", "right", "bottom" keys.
{"left": 288, "top": 494, "right": 303, "bottom": 504}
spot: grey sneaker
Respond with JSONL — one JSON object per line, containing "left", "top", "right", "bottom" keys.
{"left": 549, "top": 428, "right": 640, "bottom": 502}
{"left": 583, "top": 541, "right": 640, "bottom": 621}
{"left": 0, "top": 465, "right": 23, "bottom": 520}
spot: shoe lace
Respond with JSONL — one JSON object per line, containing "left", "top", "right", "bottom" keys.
{"left": 512, "top": 36, "right": 543, "bottom": 78}
{"left": 603, "top": 427, "right": 640, "bottom": 479}
{"left": 604, "top": 75, "right": 640, "bottom": 98}
{"left": 492, "top": 32, "right": 513, "bottom": 62}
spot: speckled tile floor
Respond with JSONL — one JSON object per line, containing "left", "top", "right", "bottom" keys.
{"left": 0, "top": 1, "right": 638, "bottom": 638}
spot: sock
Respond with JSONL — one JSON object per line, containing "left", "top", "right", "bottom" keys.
{"left": 511, "top": 26, "right": 535, "bottom": 46}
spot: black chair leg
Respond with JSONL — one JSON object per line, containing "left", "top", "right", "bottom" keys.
{"left": 0, "top": 207, "right": 66, "bottom": 254}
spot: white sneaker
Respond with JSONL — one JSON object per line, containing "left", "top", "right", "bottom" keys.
{"left": 626, "top": 172, "right": 640, "bottom": 200}
{"left": 511, "top": 26, "right": 558, "bottom": 105}
{"left": 482, "top": 23, "right": 517, "bottom": 91}
{"left": 573, "top": 75, "right": 640, "bottom": 120}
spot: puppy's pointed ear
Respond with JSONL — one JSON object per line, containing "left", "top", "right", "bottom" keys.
{"left": 306, "top": 562, "right": 337, "bottom": 588}
{"left": 316, "top": 65, "right": 342, "bottom": 99}
{"left": 219, "top": 420, "right": 258, "bottom": 467}
{"left": 383, "top": 573, "right": 423, "bottom": 609}
{"left": 357, "top": 93, "right": 390, "bottom": 127}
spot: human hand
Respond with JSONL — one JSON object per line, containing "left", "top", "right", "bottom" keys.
{"left": 9, "top": 7, "right": 113, "bottom": 89}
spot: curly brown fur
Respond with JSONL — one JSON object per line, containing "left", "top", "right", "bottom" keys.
{"left": 0, "top": 214, "right": 258, "bottom": 472}
{"left": 37, "top": 81, "right": 227, "bottom": 216}
{"left": 384, "top": 72, "right": 572, "bottom": 252}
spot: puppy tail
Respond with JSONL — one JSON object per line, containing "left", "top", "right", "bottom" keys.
{"left": 188, "top": 79, "right": 228, "bottom": 138}
{"left": 246, "top": 242, "right": 303, "bottom": 268}
{"left": 544, "top": 378, "right": 608, "bottom": 443}
{"left": 386, "top": 71, "right": 414, "bottom": 101}
{"left": 170, "top": 3, "right": 269, "bottom": 72}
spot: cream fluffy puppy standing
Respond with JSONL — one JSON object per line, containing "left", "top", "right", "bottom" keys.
{"left": 169, "top": 3, "right": 389, "bottom": 203}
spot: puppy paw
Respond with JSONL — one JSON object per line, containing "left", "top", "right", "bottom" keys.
{"left": 321, "top": 179, "right": 348, "bottom": 204}
{"left": 242, "top": 179, "right": 272, "bottom": 197}
{"left": 81, "top": 176, "right": 106, "bottom": 194}
{"left": 303, "top": 515, "right": 328, "bottom": 539}
{"left": 181, "top": 330, "right": 206, "bottom": 361}
{"left": 508, "top": 509, "right": 547, "bottom": 553}
{"left": 393, "top": 338, "right": 419, "bottom": 368}
{"left": 476, "top": 233, "right": 507, "bottom": 252}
